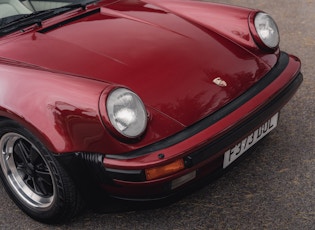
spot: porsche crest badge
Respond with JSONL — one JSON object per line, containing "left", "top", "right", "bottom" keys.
{"left": 213, "top": 77, "right": 227, "bottom": 87}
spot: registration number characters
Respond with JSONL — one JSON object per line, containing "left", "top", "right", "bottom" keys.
{"left": 223, "top": 113, "right": 279, "bottom": 169}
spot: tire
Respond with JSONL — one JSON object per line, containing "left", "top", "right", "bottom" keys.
{"left": 0, "top": 120, "right": 83, "bottom": 223}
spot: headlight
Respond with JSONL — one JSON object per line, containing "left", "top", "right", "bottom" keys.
{"left": 106, "top": 88, "right": 147, "bottom": 138}
{"left": 254, "top": 12, "right": 279, "bottom": 49}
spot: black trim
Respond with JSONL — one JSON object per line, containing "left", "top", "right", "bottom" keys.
{"left": 54, "top": 54, "right": 302, "bottom": 185}
{"left": 106, "top": 52, "right": 292, "bottom": 160}
{"left": 55, "top": 151, "right": 146, "bottom": 183}
{"left": 104, "top": 72, "right": 302, "bottom": 183}
{"left": 105, "top": 168, "right": 146, "bottom": 182}
{"left": 185, "top": 73, "right": 302, "bottom": 167}
{"left": 39, "top": 8, "right": 100, "bottom": 34}
{"left": 55, "top": 152, "right": 113, "bottom": 186}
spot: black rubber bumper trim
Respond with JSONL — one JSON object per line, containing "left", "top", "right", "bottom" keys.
{"left": 104, "top": 72, "right": 302, "bottom": 182}
{"left": 185, "top": 72, "right": 302, "bottom": 167}
{"left": 106, "top": 52, "right": 294, "bottom": 160}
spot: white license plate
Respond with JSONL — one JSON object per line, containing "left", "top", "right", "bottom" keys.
{"left": 223, "top": 113, "right": 279, "bottom": 169}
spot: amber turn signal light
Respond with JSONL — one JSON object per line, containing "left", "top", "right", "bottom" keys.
{"left": 145, "top": 159, "right": 185, "bottom": 181}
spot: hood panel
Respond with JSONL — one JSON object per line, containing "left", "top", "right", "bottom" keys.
{"left": 0, "top": 0, "right": 270, "bottom": 126}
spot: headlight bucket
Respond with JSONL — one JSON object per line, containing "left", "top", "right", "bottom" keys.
{"left": 250, "top": 12, "right": 280, "bottom": 50}
{"left": 99, "top": 86, "right": 148, "bottom": 139}
{"left": 100, "top": 87, "right": 148, "bottom": 139}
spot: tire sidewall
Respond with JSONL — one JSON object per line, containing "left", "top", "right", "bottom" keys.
{"left": 0, "top": 119, "right": 70, "bottom": 222}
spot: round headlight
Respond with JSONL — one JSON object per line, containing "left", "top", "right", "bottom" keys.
{"left": 106, "top": 88, "right": 147, "bottom": 138}
{"left": 254, "top": 12, "right": 279, "bottom": 49}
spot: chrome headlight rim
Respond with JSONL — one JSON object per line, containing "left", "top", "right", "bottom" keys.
{"left": 250, "top": 11, "right": 280, "bottom": 50}
{"left": 105, "top": 87, "right": 148, "bottom": 139}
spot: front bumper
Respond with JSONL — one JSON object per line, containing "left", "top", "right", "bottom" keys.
{"left": 58, "top": 52, "right": 302, "bottom": 201}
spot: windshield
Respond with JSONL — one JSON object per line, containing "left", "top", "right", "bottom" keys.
{"left": 0, "top": 0, "right": 98, "bottom": 32}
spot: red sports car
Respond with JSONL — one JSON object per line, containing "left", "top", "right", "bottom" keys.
{"left": 0, "top": 0, "right": 302, "bottom": 223}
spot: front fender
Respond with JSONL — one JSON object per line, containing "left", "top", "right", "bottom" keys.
{"left": 0, "top": 62, "right": 109, "bottom": 153}
{"left": 0, "top": 62, "right": 186, "bottom": 155}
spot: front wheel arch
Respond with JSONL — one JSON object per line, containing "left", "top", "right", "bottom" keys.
{"left": 0, "top": 119, "right": 83, "bottom": 223}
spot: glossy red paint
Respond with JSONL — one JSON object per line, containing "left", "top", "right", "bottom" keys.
{"left": 0, "top": 0, "right": 302, "bottom": 208}
{"left": 0, "top": 62, "right": 108, "bottom": 152}
{"left": 142, "top": 0, "right": 279, "bottom": 65}
{"left": 0, "top": 0, "right": 279, "bottom": 155}
{"left": 101, "top": 52, "right": 301, "bottom": 198}
{"left": 104, "top": 54, "right": 301, "bottom": 169}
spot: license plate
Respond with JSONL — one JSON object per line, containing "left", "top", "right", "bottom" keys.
{"left": 223, "top": 113, "right": 279, "bottom": 169}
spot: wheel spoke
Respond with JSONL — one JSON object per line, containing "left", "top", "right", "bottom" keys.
{"left": 1, "top": 131, "right": 56, "bottom": 209}
{"left": 14, "top": 140, "right": 30, "bottom": 165}
{"left": 24, "top": 174, "right": 34, "bottom": 187}
{"left": 29, "top": 146, "right": 40, "bottom": 165}
{"left": 34, "top": 176, "right": 52, "bottom": 196}
{"left": 16, "top": 163, "right": 27, "bottom": 177}
{"left": 31, "top": 177, "right": 40, "bottom": 194}
{"left": 35, "top": 169, "right": 52, "bottom": 185}
{"left": 34, "top": 170, "right": 53, "bottom": 195}
{"left": 10, "top": 138, "right": 53, "bottom": 197}
{"left": 34, "top": 163, "right": 53, "bottom": 196}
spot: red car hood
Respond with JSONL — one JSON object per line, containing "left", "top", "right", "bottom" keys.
{"left": 0, "top": 0, "right": 271, "bottom": 127}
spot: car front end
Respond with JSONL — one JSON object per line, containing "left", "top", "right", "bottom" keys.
{"left": 0, "top": 0, "right": 303, "bottom": 222}
{"left": 77, "top": 52, "right": 302, "bottom": 200}
{"left": 68, "top": 0, "right": 302, "bottom": 200}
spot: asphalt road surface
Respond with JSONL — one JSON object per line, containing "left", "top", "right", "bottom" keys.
{"left": 0, "top": 0, "right": 314, "bottom": 229}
